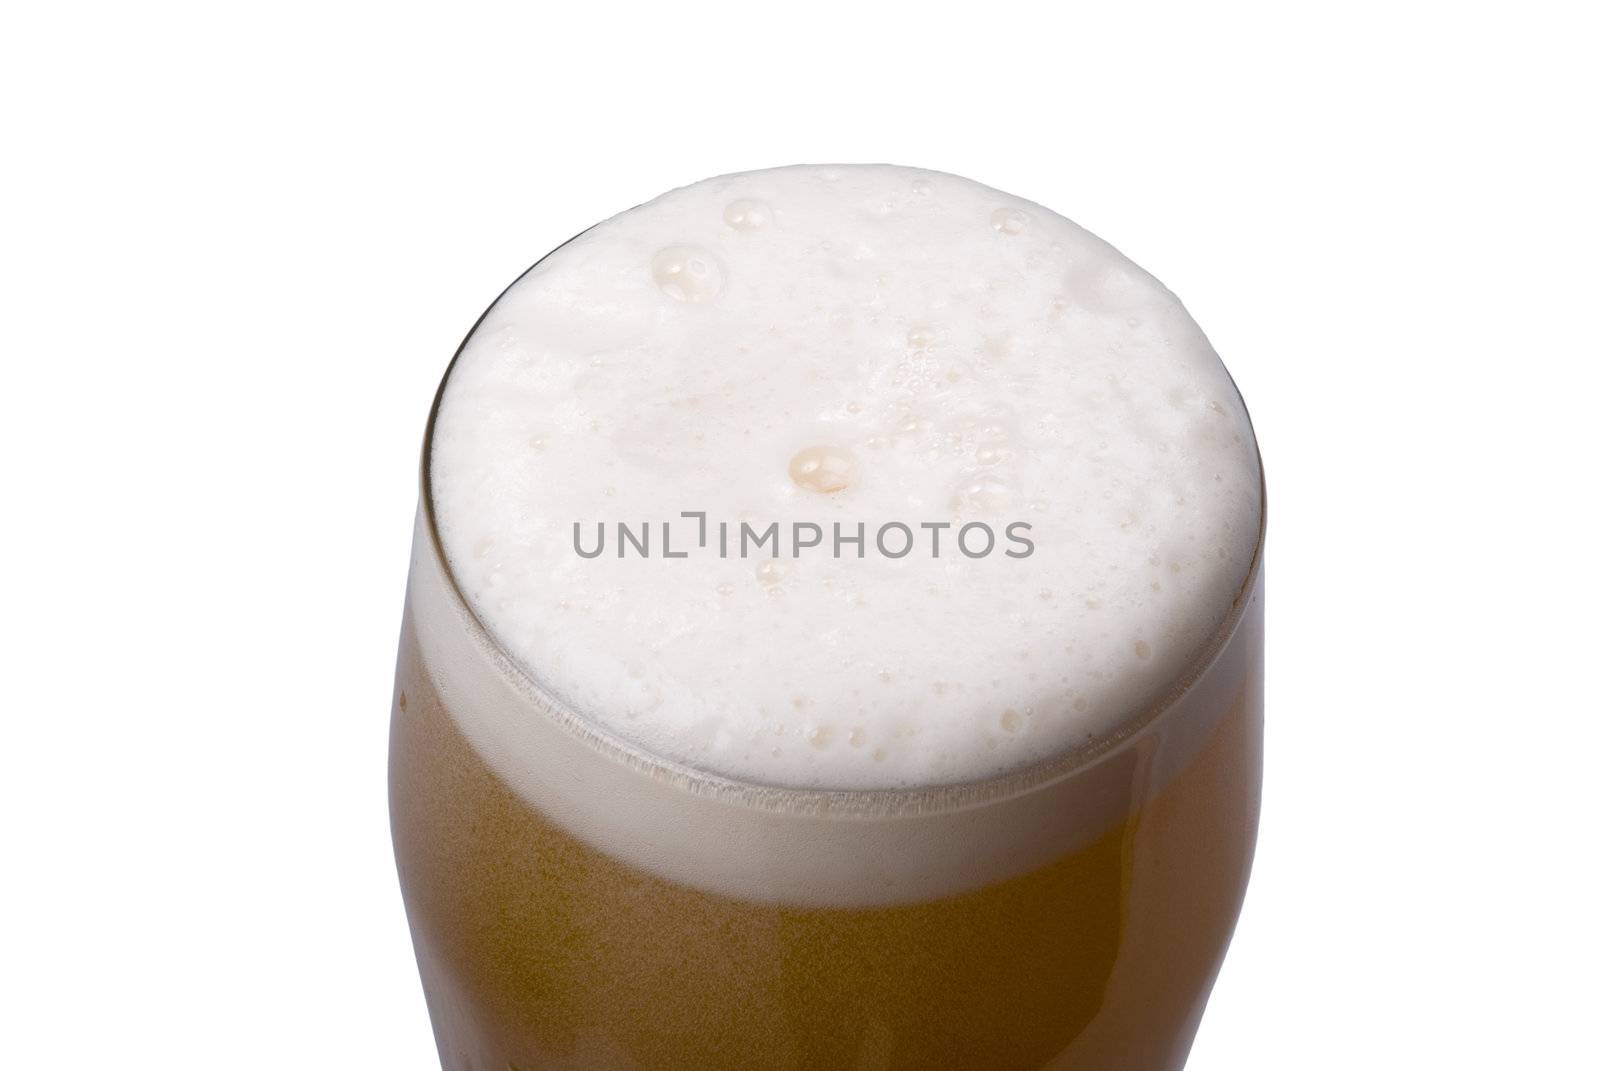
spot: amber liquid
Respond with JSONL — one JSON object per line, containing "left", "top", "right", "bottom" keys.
{"left": 391, "top": 611, "right": 1261, "bottom": 1071}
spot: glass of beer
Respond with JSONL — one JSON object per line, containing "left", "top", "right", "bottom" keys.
{"left": 391, "top": 165, "right": 1264, "bottom": 1070}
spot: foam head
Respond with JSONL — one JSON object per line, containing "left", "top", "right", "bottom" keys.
{"left": 428, "top": 164, "right": 1261, "bottom": 792}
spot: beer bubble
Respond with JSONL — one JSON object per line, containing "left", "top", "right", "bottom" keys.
{"left": 651, "top": 245, "right": 724, "bottom": 303}
{"left": 788, "top": 444, "right": 857, "bottom": 493}
{"left": 951, "top": 474, "right": 1011, "bottom": 512}
{"left": 974, "top": 445, "right": 1009, "bottom": 465}
{"left": 723, "top": 198, "right": 771, "bottom": 231}
{"left": 991, "top": 207, "right": 1028, "bottom": 235}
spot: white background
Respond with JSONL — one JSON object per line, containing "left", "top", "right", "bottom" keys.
{"left": 4, "top": 3, "right": 1596, "bottom": 1068}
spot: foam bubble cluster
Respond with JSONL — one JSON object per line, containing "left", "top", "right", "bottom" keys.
{"left": 429, "top": 165, "right": 1261, "bottom": 791}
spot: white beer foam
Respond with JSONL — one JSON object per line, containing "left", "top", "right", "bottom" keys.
{"left": 428, "top": 165, "right": 1261, "bottom": 792}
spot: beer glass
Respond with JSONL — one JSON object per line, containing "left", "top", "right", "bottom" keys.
{"left": 391, "top": 164, "right": 1265, "bottom": 1070}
